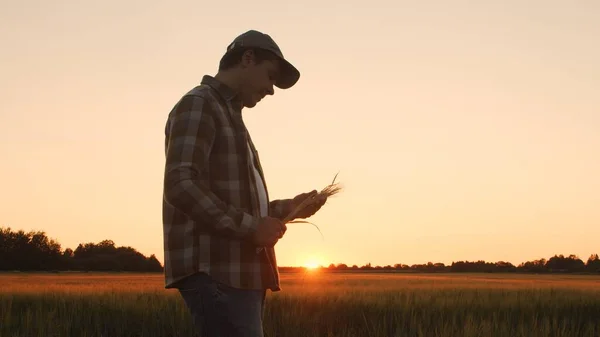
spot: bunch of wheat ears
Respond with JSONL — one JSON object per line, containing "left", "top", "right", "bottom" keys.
{"left": 283, "top": 172, "right": 343, "bottom": 239}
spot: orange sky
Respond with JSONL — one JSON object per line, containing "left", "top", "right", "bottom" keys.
{"left": 1, "top": 1, "right": 599, "bottom": 268}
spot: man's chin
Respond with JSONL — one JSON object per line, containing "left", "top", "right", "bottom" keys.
{"left": 243, "top": 101, "right": 258, "bottom": 108}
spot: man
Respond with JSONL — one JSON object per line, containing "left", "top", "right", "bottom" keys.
{"left": 162, "top": 30, "right": 327, "bottom": 337}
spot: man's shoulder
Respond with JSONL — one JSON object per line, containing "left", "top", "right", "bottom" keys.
{"left": 182, "top": 84, "right": 220, "bottom": 103}
{"left": 169, "top": 84, "right": 224, "bottom": 115}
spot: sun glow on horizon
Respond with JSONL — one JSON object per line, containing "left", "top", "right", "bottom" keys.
{"left": 304, "top": 261, "right": 319, "bottom": 270}
{"left": 303, "top": 256, "right": 326, "bottom": 270}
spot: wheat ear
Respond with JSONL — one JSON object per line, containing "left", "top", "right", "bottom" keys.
{"left": 283, "top": 172, "right": 342, "bottom": 223}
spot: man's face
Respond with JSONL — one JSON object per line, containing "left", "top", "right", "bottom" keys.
{"left": 239, "top": 51, "right": 280, "bottom": 108}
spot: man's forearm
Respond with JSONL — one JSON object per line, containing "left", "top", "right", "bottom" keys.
{"left": 164, "top": 169, "right": 258, "bottom": 240}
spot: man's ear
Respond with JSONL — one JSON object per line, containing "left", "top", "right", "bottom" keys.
{"left": 241, "top": 49, "right": 255, "bottom": 67}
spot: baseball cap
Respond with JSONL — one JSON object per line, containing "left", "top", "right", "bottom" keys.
{"left": 225, "top": 30, "right": 300, "bottom": 89}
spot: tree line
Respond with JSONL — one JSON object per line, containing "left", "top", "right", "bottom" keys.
{"left": 2, "top": 226, "right": 599, "bottom": 274}
{"left": 280, "top": 254, "right": 600, "bottom": 273}
{"left": 0, "top": 227, "right": 163, "bottom": 272}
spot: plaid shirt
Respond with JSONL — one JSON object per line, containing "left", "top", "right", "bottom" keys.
{"left": 162, "top": 75, "right": 292, "bottom": 291}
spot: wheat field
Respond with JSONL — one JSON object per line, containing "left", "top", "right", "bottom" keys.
{"left": 1, "top": 271, "right": 600, "bottom": 337}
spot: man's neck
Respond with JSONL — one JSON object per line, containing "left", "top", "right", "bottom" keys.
{"left": 214, "top": 71, "right": 241, "bottom": 93}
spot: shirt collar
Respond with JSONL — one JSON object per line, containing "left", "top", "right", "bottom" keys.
{"left": 201, "top": 75, "right": 243, "bottom": 110}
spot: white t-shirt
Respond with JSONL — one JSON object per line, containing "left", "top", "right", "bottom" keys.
{"left": 248, "top": 142, "right": 269, "bottom": 217}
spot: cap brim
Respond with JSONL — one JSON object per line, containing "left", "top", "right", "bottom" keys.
{"left": 275, "top": 58, "right": 300, "bottom": 89}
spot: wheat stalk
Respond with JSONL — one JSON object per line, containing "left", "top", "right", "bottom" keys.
{"left": 283, "top": 172, "right": 343, "bottom": 223}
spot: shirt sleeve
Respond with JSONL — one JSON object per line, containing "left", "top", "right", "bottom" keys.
{"left": 163, "top": 94, "right": 259, "bottom": 240}
{"left": 269, "top": 199, "right": 293, "bottom": 221}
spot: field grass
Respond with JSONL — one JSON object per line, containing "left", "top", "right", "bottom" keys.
{"left": 1, "top": 271, "right": 600, "bottom": 337}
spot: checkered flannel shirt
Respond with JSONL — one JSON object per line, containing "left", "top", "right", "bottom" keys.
{"left": 162, "top": 75, "right": 292, "bottom": 291}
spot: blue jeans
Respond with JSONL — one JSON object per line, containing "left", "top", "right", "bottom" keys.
{"left": 177, "top": 272, "right": 267, "bottom": 337}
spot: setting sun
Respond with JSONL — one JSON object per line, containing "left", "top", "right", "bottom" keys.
{"left": 304, "top": 261, "right": 319, "bottom": 270}
{"left": 303, "top": 256, "right": 326, "bottom": 270}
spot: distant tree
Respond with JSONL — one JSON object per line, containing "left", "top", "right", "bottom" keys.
{"left": 546, "top": 254, "right": 585, "bottom": 272}
{"left": 518, "top": 258, "right": 547, "bottom": 273}
{"left": 146, "top": 254, "right": 164, "bottom": 272}
{"left": 586, "top": 254, "right": 600, "bottom": 273}
{"left": 450, "top": 261, "right": 470, "bottom": 272}
{"left": 0, "top": 227, "right": 63, "bottom": 270}
{"left": 494, "top": 261, "right": 516, "bottom": 272}
{"left": 63, "top": 248, "right": 74, "bottom": 258}
{"left": 0, "top": 226, "right": 163, "bottom": 272}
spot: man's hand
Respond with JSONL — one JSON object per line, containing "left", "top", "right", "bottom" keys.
{"left": 252, "top": 216, "right": 287, "bottom": 246}
{"left": 289, "top": 190, "right": 327, "bottom": 220}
